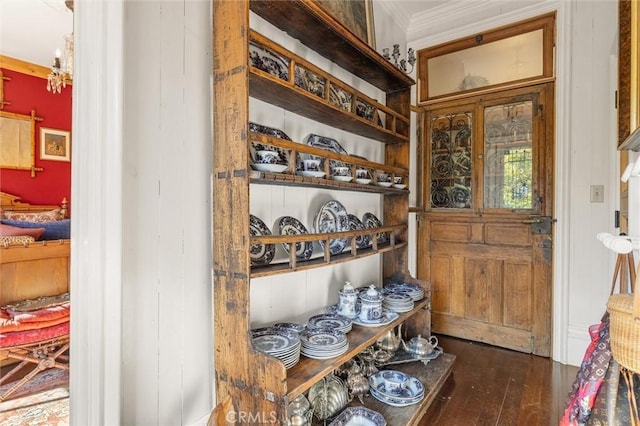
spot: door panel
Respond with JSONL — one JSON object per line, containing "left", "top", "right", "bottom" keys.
{"left": 418, "top": 83, "right": 553, "bottom": 356}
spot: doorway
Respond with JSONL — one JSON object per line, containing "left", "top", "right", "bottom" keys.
{"left": 417, "top": 83, "right": 554, "bottom": 356}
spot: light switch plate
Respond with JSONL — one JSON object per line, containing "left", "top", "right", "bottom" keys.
{"left": 590, "top": 185, "right": 604, "bottom": 203}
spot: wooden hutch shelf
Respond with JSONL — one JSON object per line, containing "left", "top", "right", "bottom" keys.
{"left": 249, "top": 0, "right": 415, "bottom": 93}
{"left": 213, "top": 1, "right": 452, "bottom": 424}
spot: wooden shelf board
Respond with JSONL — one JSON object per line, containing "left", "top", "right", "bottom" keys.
{"left": 285, "top": 299, "right": 429, "bottom": 399}
{"left": 251, "top": 242, "right": 408, "bottom": 278}
{"left": 250, "top": 173, "right": 409, "bottom": 194}
{"left": 249, "top": 0, "right": 415, "bottom": 93}
{"left": 250, "top": 73, "right": 409, "bottom": 144}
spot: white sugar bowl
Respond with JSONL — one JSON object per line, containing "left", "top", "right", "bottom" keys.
{"left": 337, "top": 281, "right": 359, "bottom": 318}
{"left": 359, "top": 285, "right": 383, "bottom": 323}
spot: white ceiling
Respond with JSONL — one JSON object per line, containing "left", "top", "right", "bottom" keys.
{"left": 0, "top": 0, "right": 445, "bottom": 68}
{"left": 1, "top": 0, "right": 73, "bottom": 67}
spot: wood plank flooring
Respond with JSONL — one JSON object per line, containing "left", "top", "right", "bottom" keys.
{"left": 420, "top": 335, "right": 579, "bottom": 425}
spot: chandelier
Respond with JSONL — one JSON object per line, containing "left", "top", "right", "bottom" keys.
{"left": 46, "top": 33, "right": 73, "bottom": 94}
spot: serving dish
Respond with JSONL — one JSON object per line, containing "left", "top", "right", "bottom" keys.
{"left": 297, "top": 171, "right": 326, "bottom": 178}
{"left": 252, "top": 163, "right": 288, "bottom": 173}
{"left": 329, "top": 407, "right": 386, "bottom": 426}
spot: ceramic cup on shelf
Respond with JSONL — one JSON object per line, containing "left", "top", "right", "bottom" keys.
{"left": 377, "top": 173, "right": 391, "bottom": 183}
{"left": 331, "top": 166, "right": 350, "bottom": 177}
{"left": 255, "top": 150, "right": 278, "bottom": 164}
{"left": 303, "top": 158, "right": 321, "bottom": 172}
{"left": 356, "top": 168, "right": 369, "bottom": 179}
{"left": 393, "top": 176, "right": 403, "bottom": 184}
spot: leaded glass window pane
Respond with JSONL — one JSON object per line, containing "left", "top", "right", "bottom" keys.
{"left": 430, "top": 112, "right": 472, "bottom": 209}
{"left": 484, "top": 101, "right": 533, "bottom": 209}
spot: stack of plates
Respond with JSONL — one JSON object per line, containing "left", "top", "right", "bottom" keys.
{"left": 251, "top": 327, "right": 301, "bottom": 369}
{"left": 384, "top": 283, "right": 424, "bottom": 301}
{"left": 383, "top": 293, "right": 414, "bottom": 313}
{"left": 369, "top": 370, "right": 425, "bottom": 407}
{"left": 307, "top": 314, "right": 352, "bottom": 334}
{"left": 300, "top": 328, "right": 349, "bottom": 359}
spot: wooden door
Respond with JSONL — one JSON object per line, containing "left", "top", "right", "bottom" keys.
{"left": 417, "top": 84, "right": 554, "bottom": 356}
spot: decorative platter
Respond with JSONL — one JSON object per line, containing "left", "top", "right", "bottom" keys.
{"left": 362, "top": 212, "right": 389, "bottom": 245}
{"left": 329, "top": 407, "right": 386, "bottom": 426}
{"left": 314, "top": 200, "right": 349, "bottom": 255}
{"left": 347, "top": 214, "right": 371, "bottom": 249}
{"left": 249, "top": 41, "right": 290, "bottom": 81}
{"left": 248, "top": 122, "right": 292, "bottom": 141}
{"left": 249, "top": 214, "right": 276, "bottom": 266}
{"left": 294, "top": 65, "right": 326, "bottom": 98}
{"left": 276, "top": 216, "right": 313, "bottom": 261}
{"left": 305, "top": 133, "right": 348, "bottom": 169}
{"left": 329, "top": 83, "right": 353, "bottom": 112}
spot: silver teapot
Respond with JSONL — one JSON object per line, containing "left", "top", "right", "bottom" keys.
{"left": 375, "top": 322, "right": 403, "bottom": 353}
{"left": 402, "top": 334, "right": 438, "bottom": 358}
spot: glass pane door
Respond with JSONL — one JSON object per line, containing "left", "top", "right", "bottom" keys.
{"left": 429, "top": 111, "right": 473, "bottom": 209}
{"left": 483, "top": 100, "right": 534, "bottom": 210}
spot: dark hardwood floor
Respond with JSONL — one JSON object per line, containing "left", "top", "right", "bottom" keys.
{"left": 420, "top": 335, "right": 578, "bottom": 426}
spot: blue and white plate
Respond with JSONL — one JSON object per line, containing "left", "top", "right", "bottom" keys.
{"left": 329, "top": 406, "right": 386, "bottom": 426}
{"left": 314, "top": 200, "right": 349, "bottom": 255}
{"left": 307, "top": 314, "right": 352, "bottom": 334}
{"left": 250, "top": 214, "right": 275, "bottom": 266}
{"left": 347, "top": 214, "right": 371, "bottom": 249}
{"left": 276, "top": 216, "right": 313, "bottom": 261}
{"left": 362, "top": 212, "right": 389, "bottom": 245}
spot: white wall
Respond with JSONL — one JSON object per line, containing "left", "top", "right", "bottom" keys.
{"left": 72, "top": 1, "right": 213, "bottom": 425}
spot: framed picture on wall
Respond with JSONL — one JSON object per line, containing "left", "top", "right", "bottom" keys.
{"left": 40, "top": 127, "right": 71, "bottom": 162}
{"left": 316, "top": 0, "right": 376, "bottom": 48}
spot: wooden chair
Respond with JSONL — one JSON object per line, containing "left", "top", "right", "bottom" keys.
{"left": 0, "top": 333, "right": 69, "bottom": 401}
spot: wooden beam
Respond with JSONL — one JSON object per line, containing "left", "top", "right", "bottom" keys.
{"left": 0, "top": 55, "right": 72, "bottom": 85}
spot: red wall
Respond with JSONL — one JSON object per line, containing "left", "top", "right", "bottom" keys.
{"left": 0, "top": 68, "right": 72, "bottom": 216}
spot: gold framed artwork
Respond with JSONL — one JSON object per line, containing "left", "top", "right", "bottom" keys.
{"left": 40, "top": 127, "right": 71, "bottom": 162}
{"left": 316, "top": 0, "right": 376, "bottom": 48}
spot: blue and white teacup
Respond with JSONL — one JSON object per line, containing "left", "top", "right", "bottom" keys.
{"left": 255, "top": 150, "right": 278, "bottom": 164}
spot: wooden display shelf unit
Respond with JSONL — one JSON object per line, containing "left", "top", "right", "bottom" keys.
{"left": 249, "top": 30, "right": 410, "bottom": 144}
{"left": 213, "top": 1, "right": 450, "bottom": 424}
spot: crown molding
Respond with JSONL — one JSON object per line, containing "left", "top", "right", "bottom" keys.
{"left": 408, "top": 0, "right": 559, "bottom": 46}
{"left": 0, "top": 55, "right": 50, "bottom": 79}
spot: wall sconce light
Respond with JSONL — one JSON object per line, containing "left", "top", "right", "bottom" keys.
{"left": 382, "top": 44, "right": 416, "bottom": 74}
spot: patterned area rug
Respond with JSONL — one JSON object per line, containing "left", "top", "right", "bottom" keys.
{"left": 0, "top": 369, "right": 69, "bottom": 425}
